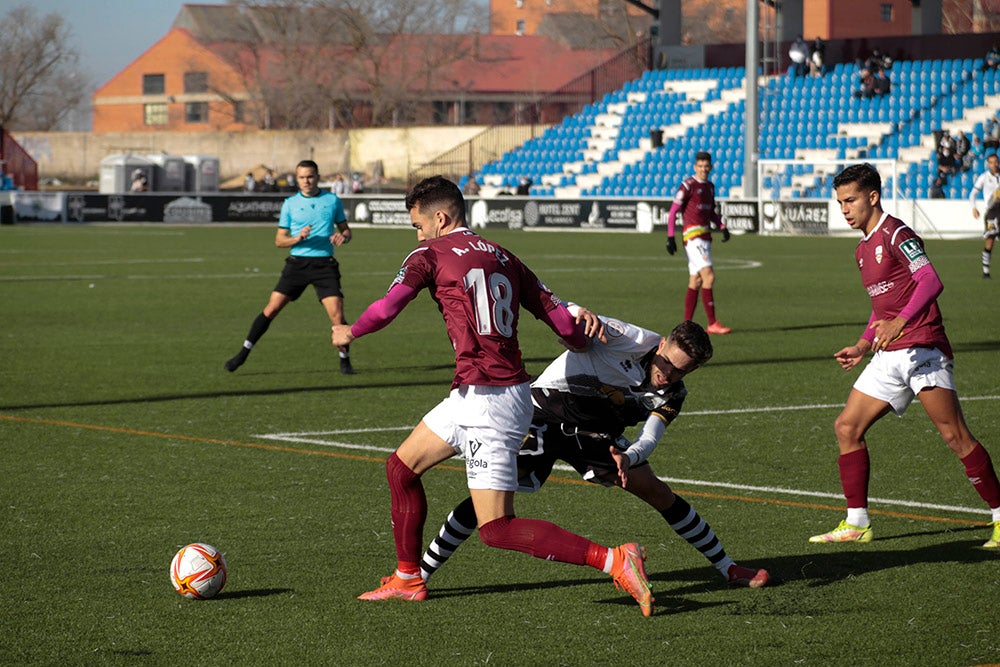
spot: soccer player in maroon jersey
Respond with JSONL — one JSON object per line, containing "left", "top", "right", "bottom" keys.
{"left": 810, "top": 163, "right": 1000, "bottom": 547}
{"left": 666, "top": 151, "right": 732, "bottom": 335}
{"left": 331, "top": 176, "right": 655, "bottom": 615}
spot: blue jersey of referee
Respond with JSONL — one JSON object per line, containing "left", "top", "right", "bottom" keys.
{"left": 279, "top": 190, "right": 347, "bottom": 258}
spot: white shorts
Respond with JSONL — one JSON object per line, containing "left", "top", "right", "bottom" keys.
{"left": 684, "top": 237, "right": 713, "bottom": 275}
{"left": 422, "top": 382, "right": 532, "bottom": 491}
{"left": 854, "top": 347, "right": 956, "bottom": 416}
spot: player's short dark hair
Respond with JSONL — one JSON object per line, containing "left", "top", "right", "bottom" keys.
{"left": 405, "top": 175, "right": 466, "bottom": 223}
{"left": 695, "top": 151, "right": 712, "bottom": 163}
{"left": 296, "top": 159, "right": 319, "bottom": 174}
{"left": 669, "top": 320, "right": 713, "bottom": 366}
{"left": 833, "top": 163, "right": 881, "bottom": 195}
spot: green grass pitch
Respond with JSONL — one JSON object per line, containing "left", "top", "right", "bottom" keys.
{"left": 2, "top": 224, "right": 998, "bottom": 665}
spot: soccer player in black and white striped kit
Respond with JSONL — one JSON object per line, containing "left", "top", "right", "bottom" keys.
{"left": 419, "top": 316, "right": 769, "bottom": 589}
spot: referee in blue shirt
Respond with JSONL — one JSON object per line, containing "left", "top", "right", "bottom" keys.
{"left": 225, "top": 160, "right": 355, "bottom": 374}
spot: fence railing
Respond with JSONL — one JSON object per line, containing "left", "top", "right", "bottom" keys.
{"left": 1, "top": 127, "right": 38, "bottom": 191}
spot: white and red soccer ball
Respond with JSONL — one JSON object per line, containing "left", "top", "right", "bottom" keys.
{"left": 170, "top": 543, "right": 227, "bottom": 599}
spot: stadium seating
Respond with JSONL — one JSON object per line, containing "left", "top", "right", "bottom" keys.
{"left": 474, "top": 57, "right": 1000, "bottom": 200}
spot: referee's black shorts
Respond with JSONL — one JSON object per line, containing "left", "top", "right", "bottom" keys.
{"left": 274, "top": 256, "right": 344, "bottom": 301}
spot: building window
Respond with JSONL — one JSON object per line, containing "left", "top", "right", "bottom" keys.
{"left": 493, "top": 101, "right": 513, "bottom": 124}
{"left": 143, "top": 74, "right": 165, "bottom": 95}
{"left": 515, "top": 0, "right": 524, "bottom": 6}
{"left": 184, "top": 71, "right": 208, "bottom": 94}
{"left": 144, "top": 103, "right": 167, "bottom": 125}
{"left": 432, "top": 101, "right": 449, "bottom": 125}
{"left": 185, "top": 102, "right": 209, "bottom": 123}
{"left": 516, "top": 19, "right": 525, "bottom": 35}
{"left": 233, "top": 101, "right": 245, "bottom": 123}
{"left": 880, "top": 4, "right": 893, "bottom": 21}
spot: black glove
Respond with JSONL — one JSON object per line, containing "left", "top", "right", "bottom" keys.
{"left": 666, "top": 236, "right": 677, "bottom": 255}
{"left": 721, "top": 227, "right": 731, "bottom": 242}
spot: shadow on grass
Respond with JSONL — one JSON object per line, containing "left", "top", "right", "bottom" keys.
{"left": 659, "top": 523, "right": 997, "bottom": 596}
{"left": 425, "top": 525, "right": 998, "bottom": 617}
{"left": 214, "top": 587, "right": 294, "bottom": 600}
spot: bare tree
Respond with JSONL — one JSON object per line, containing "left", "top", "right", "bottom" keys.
{"left": 0, "top": 5, "right": 89, "bottom": 130}
{"left": 223, "top": 0, "right": 488, "bottom": 128}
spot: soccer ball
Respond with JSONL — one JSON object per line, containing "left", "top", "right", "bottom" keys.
{"left": 169, "top": 543, "right": 228, "bottom": 599}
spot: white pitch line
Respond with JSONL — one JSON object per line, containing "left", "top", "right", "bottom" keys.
{"left": 254, "top": 393, "right": 999, "bottom": 518}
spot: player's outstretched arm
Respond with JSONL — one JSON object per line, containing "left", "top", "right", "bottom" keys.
{"left": 331, "top": 282, "right": 418, "bottom": 347}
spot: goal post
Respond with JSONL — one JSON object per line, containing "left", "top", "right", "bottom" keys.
{"left": 756, "top": 158, "right": 901, "bottom": 236}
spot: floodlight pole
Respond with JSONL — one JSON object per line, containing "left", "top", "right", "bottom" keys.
{"left": 744, "top": 0, "right": 760, "bottom": 197}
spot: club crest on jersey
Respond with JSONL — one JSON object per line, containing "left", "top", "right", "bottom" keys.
{"left": 605, "top": 319, "right": 626, "bottom": 338}
{"left": 874, "top": 245, "right": 884, "bottom": 264}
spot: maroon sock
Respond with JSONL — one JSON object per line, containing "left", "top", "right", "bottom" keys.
{"left": 386, "top": 452, "right": 426, "bottom": 573}
{"left": 479, "top": 516, "right": 599, "bottom": 568}
{"left": 684, "top": 288, "right": 699, "bottom": 321}
{"left": 701, "top": 288, "right": 717, "bottom": 324}
{"left": 961, "top": 443, "right": 1000, "bottom": 509}
{"left": 838, "top": 448, "right": 870, "bottom": 509}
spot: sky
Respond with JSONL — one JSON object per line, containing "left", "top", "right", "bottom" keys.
{"left": 25, "top": 0, "right": 228, "bottom": 89}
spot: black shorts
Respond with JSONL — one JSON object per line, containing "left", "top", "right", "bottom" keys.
{"left": 516, "top": 421, "right": 648, "bottom": 491}
{"left": 274, "top": 256, "right": 343, "bottom": 301}
{"left": 985, "top": 200, "right": 1000, "bottom": 227}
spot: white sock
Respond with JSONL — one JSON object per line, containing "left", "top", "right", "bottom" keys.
{"left": 603, "top": 548, "right": 615, "bottom": 574}
{"left": 243, "top": 341, "right": 253, "bottom": 350}
{"left": 395, "top": 569, "right": 420, "bottom": 580}
{"left": 847, "top": 508, "right": 869, "bottom": 527}
{"left": 716, "top": 556, "right": 736, "bottom": 578}
{"left": 991, "top": 507, "right": 1000, "bottom": 522}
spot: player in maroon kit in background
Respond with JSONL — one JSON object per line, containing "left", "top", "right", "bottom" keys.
{"left": 331, "top": 176, "right": 655, "bottom": 615}
{"left": 666, "top": 151, "right": 732, "bottom": 335}
{"left": 810, "top": 163, "right": 1000, "bottom": 547}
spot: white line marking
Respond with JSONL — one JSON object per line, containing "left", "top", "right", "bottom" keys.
{"left": 253, "top": 394, "right": 999, "bottom": 519}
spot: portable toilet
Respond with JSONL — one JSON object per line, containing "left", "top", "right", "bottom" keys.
{"left": 99, "top": 154, "right": 154, "bottom": 193}
{"left": 183, "top": 155, "right": 220, "bottom": 192}
{"left": 146, "top": 154, "right": 187, "bottom": 192}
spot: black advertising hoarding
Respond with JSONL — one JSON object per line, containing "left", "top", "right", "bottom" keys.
{"left": 15, "top": 193, "right": 761, "bottom": 233}
{"left": 759, "top": 200, "right": 828, "bottom": 235}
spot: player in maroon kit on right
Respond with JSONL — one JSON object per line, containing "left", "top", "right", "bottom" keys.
{"left": 810, "top": 163, "right": 1000, "bottom": 547}
{"left": 331, "top": 176, "right": 655, "bottom": 615}
{"left": 666, "top": 151, "right": 732, "bottom": 335}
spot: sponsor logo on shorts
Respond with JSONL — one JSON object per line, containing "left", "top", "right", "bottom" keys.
{"left": 467, "top": 439, "right": 488, "bottom": 470}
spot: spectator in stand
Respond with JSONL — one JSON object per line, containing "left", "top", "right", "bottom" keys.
{"left": 516, "top": 176, "right": 533, "bottom": 195}
{"left": 963, "top": 135, "right": 984, "bottom": 172}
{"left": 954, "top": 130, "right": 971, "bottom": 167}
{"left": 244, "top": 172, "right": 257, "bottom": 192}
{"left": 812, "top": 37, "right": 826, "bottom": 68}
{"left": 130, "top": 169, "right": 149, "bottom": 192}
{"left": 463, "top": 174, "right": 480, "bottom": 196}
{"left": 937, "top": 135, "right": 959, "bottom": 178}
{"left": 262, "top": 169, "right": 277, "bottom": 192}
{"left": 873, "top": 69, "right": 891, "bottom": 96}
{"left": 984, "top": 44, "right": 1000, "bottom": 71}
{"left": 985, "top": 115, "right": 1000, "bottom": 152}
{"left": 864, "top": 48, "right": 892, "bottom": 74}
{"left": 351, "top": 172, "right": 365, "bottom": 194}
{"left": 789, "top": 35, "right": 810, "bottom": 77}
{"left": 930, "top": 175, "right": 947, "bottom": 199}
{"left": 853, "top": 69, "right": 876, "bottom": 99}
{"left": 330, "top": 173, "right": 347, "bottom": 195}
